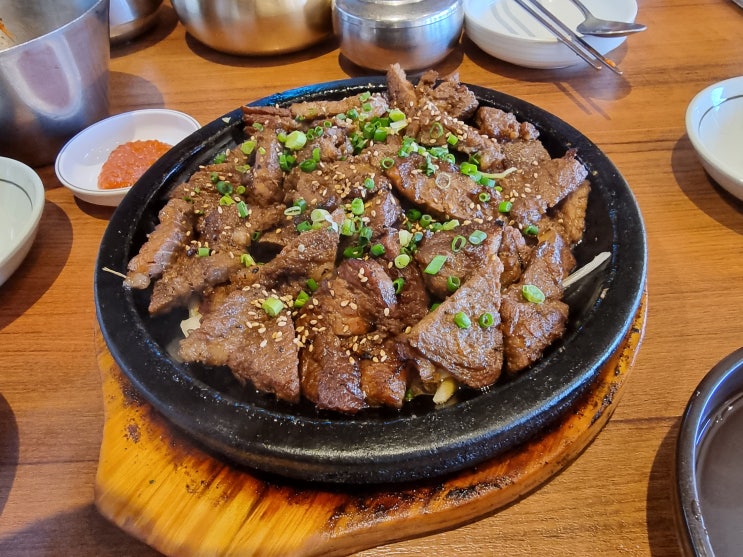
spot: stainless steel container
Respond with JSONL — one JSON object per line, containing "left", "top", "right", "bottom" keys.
{"left": 110, "top": 0, "right": 163, "bottom": 44}
{"left": 171, "top": 0, "right": 333, "bottom": 56}
{"left": 0, "top": 0, "right": 110, "bottom": 167}
{"left": 333, "top": 0, "right": 463, "bottom": 71}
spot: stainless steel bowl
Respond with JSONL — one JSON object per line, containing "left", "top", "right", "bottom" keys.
{"left": 171, "top": 0, "right": 333, "bottom": 56}
{"left": 110, "top": 0, "right": 163, "bottom": 44}
{"left": 0, "top": 0, "right": 110, "bottom": 168}
{"left": 333, "top": 0, "right": 463, "bottom": 71}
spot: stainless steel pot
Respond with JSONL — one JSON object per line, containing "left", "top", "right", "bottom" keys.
{"left": 171, "top": 0, "right": 333, "bottom": 56}
{"left": 0, "top": 0, "right": 110, "bottom": 167}
{"left": 333, "top": 0, "right": 463, "bottom": 71}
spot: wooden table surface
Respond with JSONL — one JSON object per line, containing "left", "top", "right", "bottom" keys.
{"left": 2, "top": 1, "right": 743, "bottom": 555}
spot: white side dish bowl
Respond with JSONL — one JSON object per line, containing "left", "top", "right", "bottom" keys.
{"left": 0, "top": 157, "right": 45, "bottom": 287}
{"left": 686, "top": 76, "right": 743, "bottom": 202}
{"left": 55, "top": 109, "right": 201, "bottom": 206}
{"left": 464, "top": 0, "right": 637, "bottom": 69}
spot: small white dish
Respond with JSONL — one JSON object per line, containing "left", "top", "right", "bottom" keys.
{"left": 464, "top": 0, "right": 637, "bottom": 69}
{"left": 686, "top": 76, "right": 743, "bottom": 202}
{"left": 55, "top": 109, "right": 201, "bottom": 206}
{"left": 0, "top": 157, "right": 45, "bottom": 287}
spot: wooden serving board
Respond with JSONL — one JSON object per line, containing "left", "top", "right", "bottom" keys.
{"left": 94, "top": 294, "right": 646, "bottom": 557}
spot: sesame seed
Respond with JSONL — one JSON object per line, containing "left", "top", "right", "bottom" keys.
{"left": 259, "top": 339, "right": 267, "bottom": 348}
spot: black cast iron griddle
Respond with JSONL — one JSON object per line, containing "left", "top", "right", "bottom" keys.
{"left": 94, "top": 77, "right": 647, "bottom": 484}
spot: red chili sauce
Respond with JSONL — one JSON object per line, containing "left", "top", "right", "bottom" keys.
{"left": 98, "top": 139, "right": 172, "bottom": 190}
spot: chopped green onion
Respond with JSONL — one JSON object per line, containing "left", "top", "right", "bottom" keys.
{"left": 420, "top": 214, "right": 433, "bottom": 228}
{"left": 237, "top": 201, "right": 249, "bottom": 218}
{"left": 446, "top": 275, "right": 461, "bottom": 292}
{"left": 453, "top": 311, "right": 471, "bottom": 329}
{"left": 524, "top": 224, "right": 539, "bottom": 236}
{"left": 460, "top": 162, "right": 479, "bottom": 176}
{"left": 478, "top": 312, "right": 494, "bottom": 328}
{"left": 359, "top": 91, "right": 371, "bottom": 102}
{"left": 216, "top": 180, "right": 232, "bottom": 195}
{"left": 442, "top": 219, "right": 459, "bottom": 231}
{"left": 236, "top": 185, "right": 246, "bottom": 195}
{"left": 380, "top": 157, "right": 395, "bottom": 170}
{"left": 398, "top": 229, "right": 414, "bottom": 248}
{"left": 361, "top": 102, "right": 372, "bottom": 112}
{"left": 252, "top": 122, "right": 264, "bottom": 131}
{"left": 340, "top": 218, "right": 356, "bottom": 236}
{"left": 479, "top": 176, "right": 496, "bottom": 188}
{"left": 429, "top": 122, "right": 444, "bottom": 138}
{"left": 478, "top": 192, "right": 491, "bottom": 203}
{"left": 240, "top": 140, "right": 256, "bottom": 155}
{"left": 258, "top": 146, "right": 266, "bottom": 155}
{"left": 394, "top": 253, "right": 411, "bottom": 269}
{"left": 498, "top": 201, "right": 513, "bottom": 213}
{"left": 209, "top": 171, "right": 219, "bottom": 183}
{"left": 406, "top": 208, "right": 422, "bottom": 221}
{"left": 296, "top": 220, "right": 312, "bottom": 232}
{"left": 370, "top": 243, "right": 386, "bottom": 257}
{"left": 392, "top": 277, "right": 405, "bottom": 294}
{"left": 299, "top": 159, "right": 317, "bottom": 172}
{"left": 240, "top": 253, "right": 255, "bottom": 266}
{"left": 277, "top": 131, "right": 288, "bottom": 143}
{"left": 522, "top": 284, "right": 546, "bottom": 304}
{"left": 197, "top": 247, "right": 210, "bottom": 257}
{"left": 430, "top": 302, "right": 441, "bottom": 312}
{"left": 446, "top": 133, "right": 459, "bottom": 146}
{"left": 284, "top": 205, "right": 303, "bottom": 216}
{"left": 213, "top": 152, "right": 227, "bottom": 164}
{"left": 219, "top": 195, "right": 234, "bottom": 206}
{"left": 294, "top": 290, "right": 310, "bottom": 308}
{"left": 363, "top": 177, "right": 375, "bottom": 190}
{"left": 358, "top": 226, "right": 373, "bottom": 244}
{"left": 424, "top": 254, "right": 448, "bottom": 275}
{"left": 373, "top": 128, "right": 388, "bottom": 142}
{"left": 279, "top": 153, "right": 296, "bottom": 172}
{"left": 468, "top": 230, "right": 488, "bottom": 245}
{"left": 451, "top": 235, "right": 467, "bottom": 252}
{"left": 350, "top": 197, "right": 365, "bottom": 215}
{"left": 389, "top": 108, "right": 406, "bottom": 122}
{"left": 306, "top": 278, "right": 319, "bottom": 292}
{"left": 262, "top": 296, "right": 285, "bottom": 317}
{"left": 251, "top": 231, "right": 261, "bottom": 241}
{"left": 343, "top": 245, "right": 365, "bottom": 258}
{"left": 285, "top": 130, "right": 307, "bottom": 150}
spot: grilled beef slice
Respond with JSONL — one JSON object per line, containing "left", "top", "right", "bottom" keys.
{"left": 413, "top": 222, "right": 503, "bottom": 299}
{"left": 178, "top": 285, "right": 300, "bottom": 403}
{"left": 416, "top": 70, "right": 479, "bottom": 121}
{"left": 402, "top": 254, "right": 505, "bottom": 389}
{"left": 475, "top": 106, "right": 539, "bottom": 142}
{"left": 124, "top": 197, "right": 195, "bottom": 289}
{"left": 500, "top": 149, "right": 588, "bottom": 229}
{"left": 500, "top": 288, "right": 569, "bottom": 375}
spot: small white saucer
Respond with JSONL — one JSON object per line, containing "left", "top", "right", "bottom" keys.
{"left": 55, "top": 109, "right": 200, "bottom": 207}
{"left": 0, "top": 157, "right": 45, "bottom": 287}
{"left": 464, "top": 0, "right": 637, "bottom": 69}
{"left": 686, "top": 76, "right": 743, "bottom": 202}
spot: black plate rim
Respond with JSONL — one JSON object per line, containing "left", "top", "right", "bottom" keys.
{"left": 95, "top": 76, "right": 647, "bottom": 484}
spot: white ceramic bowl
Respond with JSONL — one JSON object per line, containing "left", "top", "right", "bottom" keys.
{"left": 464, "top": 0, "right": 637, "bottom": 69}
{"left": 55, "top": 109, "right": 201, "bottom": 206}
{"left": 686, "top": 76, "right": 743, "bottom": 202}
{"left": 0, "top": 157, "right": 45, "bottom": 287}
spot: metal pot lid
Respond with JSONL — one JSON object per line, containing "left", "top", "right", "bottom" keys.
{"left": 334, "top": 0, "right": 461, "bottom": 28}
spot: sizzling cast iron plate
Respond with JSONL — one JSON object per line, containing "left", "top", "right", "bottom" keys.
{"left": 95, "top": 78, "right": 647, "bottom": 484}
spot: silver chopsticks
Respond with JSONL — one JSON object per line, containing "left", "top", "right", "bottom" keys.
{"left": 513, "top": 0, "right": 623, "bottom": 75}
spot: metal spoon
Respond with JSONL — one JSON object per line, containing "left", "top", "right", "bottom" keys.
{"left": 567, "top": 0, "right": 647, "bottom": 37}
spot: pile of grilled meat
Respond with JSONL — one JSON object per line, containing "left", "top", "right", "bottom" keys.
{"left": 124, "top": 64, "right": 589, "bottom": 414}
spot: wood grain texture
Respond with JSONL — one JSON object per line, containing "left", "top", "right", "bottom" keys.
{"left": 2, "top": 1, "right": 743, "bottom": 555}
{"left": 93, "top": 296, "right": 645, "bottom": 556}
